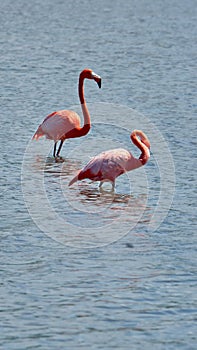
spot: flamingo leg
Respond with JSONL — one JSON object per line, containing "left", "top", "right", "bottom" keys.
{"left": 99, "top": 181, "right": 115, "bottom": 192}
{"left": 99, "top": 181, "right": 104, "bottom": 188}
{"left": 56, "top": 140, "right": 64, "bottom": 157}
{"left": 53, "top": 142, "right": 57, "bottom": 157}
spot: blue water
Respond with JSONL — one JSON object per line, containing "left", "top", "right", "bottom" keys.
{"left": 1, "top": 0, "right": 196, "bottom": 349}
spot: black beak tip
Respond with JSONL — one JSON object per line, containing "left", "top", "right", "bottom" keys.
{"left": 97, "top": 80, "right": 101, "bottom": 88}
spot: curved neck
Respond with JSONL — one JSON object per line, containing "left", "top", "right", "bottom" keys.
{"left": 78, "top": 73, "right": 91, "bottom": 136}
{"left": 131, "top": 130, "right": 150, "bottom": 165}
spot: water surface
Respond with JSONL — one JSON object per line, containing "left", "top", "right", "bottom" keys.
{"left": 1, "top": 0, "right": 196, "bottom": 349}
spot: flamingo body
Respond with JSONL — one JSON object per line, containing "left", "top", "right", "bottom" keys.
{"left": 69, "top": 130, "right": 150, "bottom": 189}
{"left": 78, "top": 149, "right": 141, "bottom": 182}
{"left": 33, "top": 110, "right": 81, "bottom": 141}
{"left": 33, "top": 69, "right": 101, "bottom": 157}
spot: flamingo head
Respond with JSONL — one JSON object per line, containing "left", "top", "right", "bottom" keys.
{"left": 131, "top": 130, "right": 151, "bottom": 150}
{"left": 138, "top": 130, "right": 151, "bottom": 150}
{"left": 141, "top": 137, "right": 150, "bottom": 150}
{"left": 81, "top": 69, "right": 102, "bottom": 88}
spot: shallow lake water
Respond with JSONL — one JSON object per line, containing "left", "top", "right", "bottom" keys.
{"left": 1, "top": 0, "right": 196, "bottom": 349}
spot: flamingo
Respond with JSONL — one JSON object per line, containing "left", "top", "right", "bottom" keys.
{"left": 33, "top": 68, "right": 101, "bottom": 157}
{"left": 69, "top": 130, "right": 150, "bottom": 190}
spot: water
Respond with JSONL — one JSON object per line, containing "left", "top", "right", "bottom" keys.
{"left": 1, "top": 0, "right": 196, "bottom": 348}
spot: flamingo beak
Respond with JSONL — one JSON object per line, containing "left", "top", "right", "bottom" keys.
{"left": 97, "top": 79, "right": 102, "bottom": 88}
{"left": 92, "top": 72, "right": 102, "bottom": 88}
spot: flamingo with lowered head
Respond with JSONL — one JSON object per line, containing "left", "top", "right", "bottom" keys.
{"left": 69, "top": 130, "right": 150, "bottom": 190}
{"left": 33, "top": 69, "right": 101, "bottom": 157}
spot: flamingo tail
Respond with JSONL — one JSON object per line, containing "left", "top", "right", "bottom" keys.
{"left": 69, "top": 172, "right": 80, "bottom": 186}
{"left": 32, "top": 125, "right": 44, "bottom": 140}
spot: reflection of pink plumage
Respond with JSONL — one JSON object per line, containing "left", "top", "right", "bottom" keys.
{"left": 69, "top": 130, "right": 150, "bottom": 189}
{"left": 33, "top": 69, "right": 101, "bottom": 157}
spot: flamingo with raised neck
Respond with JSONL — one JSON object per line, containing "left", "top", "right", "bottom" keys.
{"left": 33, "top": 68, "right": 101, "bottom": 157}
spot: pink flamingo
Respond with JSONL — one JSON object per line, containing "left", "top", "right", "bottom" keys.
{"left": 33, "top": 69, "right": 101, "bottom": 157}
{"left": 69, "top": 130, "right": 150, "bottom": 190}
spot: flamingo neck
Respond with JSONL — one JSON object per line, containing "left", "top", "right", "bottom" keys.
{"left": 131, "top": 130, "right": 150, "bottom": 165}
{"left": 78, "top": 73, "right": 85, "bottom": 104}
{"left": 78, "top": 72, "right": 91, "bottom": 136}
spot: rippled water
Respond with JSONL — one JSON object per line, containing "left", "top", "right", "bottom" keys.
{"left": 1, "top": 0, "right": 196, "bottom": 349}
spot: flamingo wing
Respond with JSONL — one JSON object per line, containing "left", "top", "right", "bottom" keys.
{"left": 78, "top": 154, "right": 105, "bottom": 180}
{"left": 33, "top": 110, "right": 81, "bottom": 141}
